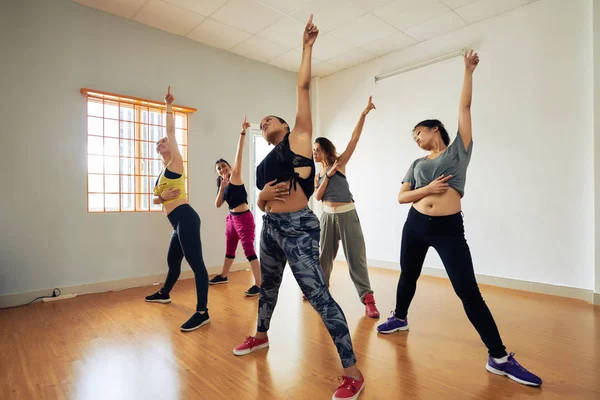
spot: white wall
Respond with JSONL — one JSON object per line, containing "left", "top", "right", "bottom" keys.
{"left": 316, "top": 0, "right": 595, "bottom": 290}
{"left": 0, "top": 0, "right": 297, "bottom": 296}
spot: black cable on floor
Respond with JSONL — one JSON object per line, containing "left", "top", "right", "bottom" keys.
{"left": 2, "top": 288, "right": 62, "bottom": 309}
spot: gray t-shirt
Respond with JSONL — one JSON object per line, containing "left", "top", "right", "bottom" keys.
{"left": 402, "top": 131, "right": 472, "bottom": 198}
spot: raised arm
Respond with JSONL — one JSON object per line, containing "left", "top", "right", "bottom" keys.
{"left": 164, "top": 86, "right": 183, "bottom": 172}
{"left": 337, "top": 96, "right": 376, "bottom": 167}
{"left": 292, "top": 14, "right": 319, "bottom": 137}
{"left": 230, "top": 117, "right": 250, "bottom": 185}
{"left": 457, "top": 50, "right": 479, "bottom": 151}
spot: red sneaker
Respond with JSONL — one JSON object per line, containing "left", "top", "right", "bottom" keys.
{"left": 332, "top": 373, "right": 365, "bottom": 400}
{"left": 233, "top": 336, "right": 269, "bottom": 356}
{"left": 364, "top": 293, "right": 380, "bottom": 318}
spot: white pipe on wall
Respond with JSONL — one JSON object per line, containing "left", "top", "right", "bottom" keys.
{"left": 375, "top": 49, "right": 468, "bottom": 83}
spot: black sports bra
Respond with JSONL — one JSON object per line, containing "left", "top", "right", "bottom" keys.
{"left": 223, "top": 182, "right": 248, "bottom": 210}
{"left": 256, "top": 133, "right": 315, "bottom": 198}
{"left": 154, "top": 167, "right": 181, "bottom": 188}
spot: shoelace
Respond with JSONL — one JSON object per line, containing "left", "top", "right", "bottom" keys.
{"left": 337, "top": 376, "right": 357, "bottom": 392}
{"left": 244, "top": 336, "right": 255, "bottom": 345}
{"left": 507, "top": 353, "right": 527, "bottom": 372}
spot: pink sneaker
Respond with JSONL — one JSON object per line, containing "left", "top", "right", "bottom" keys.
{"left": 363, "top": 293, "right": 380, "bottom": 318}
{"left": 233, "top": 336, "right": 269, "bottom": 356}
{"left": 332, "top": 373, "right": 365, "bottom": 400}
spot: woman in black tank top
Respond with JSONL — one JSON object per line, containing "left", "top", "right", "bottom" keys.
{"left": 210, "top": 118, "right": 261, "bottom": 297}
{"left": 232, "top": 15, "right": 366, "bottom": 400}
{"left": 312, "top": 97, "right": 380, "bottom": 319}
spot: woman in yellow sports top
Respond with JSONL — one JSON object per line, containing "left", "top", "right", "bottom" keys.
{"left": 145, "top": 86, "right": 210, "bottom": 332}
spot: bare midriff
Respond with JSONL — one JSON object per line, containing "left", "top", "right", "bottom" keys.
{"left": 264, "top": 183, "right": 309, "bottom": 213}
{"left": 323, "top": 200, "right": 352, "bottom": 208}
{"left": 163, "top": 198, "right": 188, "bottom": 216}
{"left": 230, "top": 203, "right": 250, "bottom": 213}
{"left": 413, "top": 188, "right": 462, "bottom": 216}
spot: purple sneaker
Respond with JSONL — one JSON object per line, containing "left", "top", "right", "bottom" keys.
{"left": 486, "top": 353, "right": 542, "bottom": 386}
{"left": 377, "top": 312, "right": 409, "bottom": 334}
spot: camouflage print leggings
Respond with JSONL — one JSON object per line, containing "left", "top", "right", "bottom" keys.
{"left": 256, "top": 207, "right": 357, "bottom": 368}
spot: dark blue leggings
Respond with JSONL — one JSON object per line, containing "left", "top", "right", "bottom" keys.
{"left": 161, "top": 204, "right": 209, "bottom": 312}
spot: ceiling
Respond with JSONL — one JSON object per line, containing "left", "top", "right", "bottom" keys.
{"left": 72, "top": 0, "right": 537, "bottom": 77}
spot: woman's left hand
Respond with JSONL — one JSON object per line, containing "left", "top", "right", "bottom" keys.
{"left": 241, "top": 116, "right": 250, "bottom": 135}
{"left": 362, "top": 96, "right": 376, "bottom": 116}
{"left": 164, "top": 85, "right": 175, "bottom": 105}
{"left": 259, "top": 179, "right": 290, "bottom": 202}
{"left": 303, "top": 14, "right": 319, "bottom": 47}
{"left": 464, "top": 50, "right": 479, "bottom": 73}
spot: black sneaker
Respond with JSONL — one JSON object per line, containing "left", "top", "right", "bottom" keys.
{"left": 244, "top": 285, "right": 261, "bottom": 297}
{"left": 209, "top": 275, "right": 228, "bottom": 285}
{"left": 145, "top": 291, "right": 171, "bottom": 304}
{"left": 181, "top": 311, "right": 210, "bottom": 332}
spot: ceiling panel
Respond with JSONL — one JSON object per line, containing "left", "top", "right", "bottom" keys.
{"left": 72, "top": 0, "right": 539, "bottom": 77}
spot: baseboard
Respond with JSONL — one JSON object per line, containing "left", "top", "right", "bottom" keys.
{"left": 0, "top": 263, "right": 248, "bottom": 309}
{"left": 365, "top": 259, "right": 596, "bottom": 303}
{"left": 4, "top": 261, "right": 597, "bottom": 308}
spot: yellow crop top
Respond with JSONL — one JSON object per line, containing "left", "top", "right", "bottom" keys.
{"left": 154, "top": 167, "right": 187, "bottom": 205}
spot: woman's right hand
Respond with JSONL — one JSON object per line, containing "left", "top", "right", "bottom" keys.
{"left": 160, "top": 187, "right": 180, "bottom": 200}
{"left": 259, "top": 179, "right": 290, "bottom": 202}
{"left": 326, "top": 160, "right": 340, "bottom": 178}
{"left": 426, "top": 174, "right": 452, "bottom": 194}
{"left": 220, "top": 174, "right": 230, "bottom": 190}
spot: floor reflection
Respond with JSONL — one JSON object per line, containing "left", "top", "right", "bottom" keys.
{"left": 73, "top": 335, "right": 179, "bottom": 400}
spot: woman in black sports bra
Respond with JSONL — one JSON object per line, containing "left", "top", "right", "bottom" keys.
{"left": 209, "top": 117, "right": 261, "bottom": 297}
{"left": 231, "top": 15, "right": 365, "bottom": 400}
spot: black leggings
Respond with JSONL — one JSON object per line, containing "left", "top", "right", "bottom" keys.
{"left": 396, "top": 207, "right": 507, "bottom": 358}
{"left": 161, "top": 204, "right": 208, "bottom": 312}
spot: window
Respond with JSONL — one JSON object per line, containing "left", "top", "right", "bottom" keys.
{"left": 248, "top": 124, "right": 272, "bottom": 253}
{"left": 81, "top": 88, "right": 196, "bottom": 212}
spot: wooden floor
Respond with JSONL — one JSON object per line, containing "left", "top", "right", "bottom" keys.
{"left": 1, "top": 264, "right": 599, "bottom": 400}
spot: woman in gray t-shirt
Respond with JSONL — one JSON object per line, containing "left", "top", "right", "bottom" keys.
{"left": 377, "top": 51, "right": 542, "bottom": 387}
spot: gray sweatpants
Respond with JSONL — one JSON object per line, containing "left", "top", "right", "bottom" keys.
{"left": 319, "top": 208, "right": 373, "bottom": 302}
